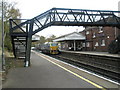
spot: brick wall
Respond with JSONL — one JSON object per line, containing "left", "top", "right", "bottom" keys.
{"left": 81, "top": 26, "right": 120, "bottom": 52}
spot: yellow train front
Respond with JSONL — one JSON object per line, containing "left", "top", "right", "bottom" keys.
{"left": 40, "top": 42, "right": 59, "bottom": 55}
{"left": 49, "top": 43, "right": 59, "bottom": 54}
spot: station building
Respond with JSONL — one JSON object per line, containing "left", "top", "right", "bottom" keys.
{"left": 54, "top": 26, "right": 119, "bottom": 52}
{"left": 80, "top": 16, "right": 120, "bottom": 52}
{"left": 81, "top": 26, "right": 120, "bottom": 52}
{"left": 54, "top": 16, "right": 120, "bottom": 52}
{"left": 53, "top": 32, "right": 86, "bottom": 51}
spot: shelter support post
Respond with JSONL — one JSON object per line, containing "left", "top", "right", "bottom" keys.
{"left": 74, "top": 40, "right": 76, "bottom": 51}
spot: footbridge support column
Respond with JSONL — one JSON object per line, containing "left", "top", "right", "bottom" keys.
{"left": 24, "top": 20, "right": 34, "bottom": 67}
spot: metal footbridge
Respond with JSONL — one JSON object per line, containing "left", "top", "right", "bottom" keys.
{"left": 9, "top": 8, "right": 120, "bottom": 66}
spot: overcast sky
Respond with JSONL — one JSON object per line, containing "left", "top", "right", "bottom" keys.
{"left": 8, "top": 0, "right": 120, "bottom": 37}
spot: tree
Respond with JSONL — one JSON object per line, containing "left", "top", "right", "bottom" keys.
{"left": 46, "top": 35, "right": 56, "bottom": 42}
{"left": 0, "top": 1, "right": 21, "bottom": 51}
{"left": 32, "top": 36, "right": 46, "bottom": 47}
{"left": 39, "top": 36, "right": 46, "bottom": 44}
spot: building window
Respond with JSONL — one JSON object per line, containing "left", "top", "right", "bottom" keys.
{"left": 95, "top": 42, "right": 99, "bottom": 46}
{"left": 82, "top": 43, "right": 85, "bottom": 47}
{"left": 99, "top": 26, "right": 103, "bottom": 33}
{"left": 87, "top": 42, "right": 90, "bottom": 47}
{"left": 107, "top": 36, "right": 110, "bottom": 39}
{"left": 86, "top": 31, "right": 89, "bottom": 35}
{"left": 101, "top": 40, "right": 105, "bottom": 46}
{"left": 93, "top": 32, "right": 96, "bottom": 38}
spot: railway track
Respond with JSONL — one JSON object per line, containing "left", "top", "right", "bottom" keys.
{"left": 48, "top": 52, "right": 120, "bottom": 84}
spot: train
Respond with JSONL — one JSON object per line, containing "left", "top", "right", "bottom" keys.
{"left": 36, "top": 42, "right": 60, "bottom": 54}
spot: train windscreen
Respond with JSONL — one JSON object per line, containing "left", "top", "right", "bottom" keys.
{"left": 50, "top": 43, "right": 57, "bottom": 46}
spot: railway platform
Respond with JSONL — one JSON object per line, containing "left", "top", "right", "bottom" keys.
{"left": 60, "top": 50, "right": 120, "bottom": 58}
{"left": 2, "top": 51, "right": 119, "bottom": 89}
{"left": 57, "top": 50, "right": 120, "bottom": 84}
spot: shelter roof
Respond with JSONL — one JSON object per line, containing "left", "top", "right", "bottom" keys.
{"left": 53, "top": 32, "right": 86, "bottom": 42}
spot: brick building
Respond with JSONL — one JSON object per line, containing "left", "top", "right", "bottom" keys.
{"left": 81, "top": 26, "right": 120, "bottom": 52}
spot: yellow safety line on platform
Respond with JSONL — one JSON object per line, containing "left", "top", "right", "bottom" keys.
{"left": 34, "top": 51, "right": 106, "bottom": 90}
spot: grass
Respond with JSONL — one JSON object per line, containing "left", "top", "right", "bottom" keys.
{"left": 5, "top": 57, "right": 24, "bottom": 72}
{"left": 5, "top": 50, "right": 24, "bottom": 69}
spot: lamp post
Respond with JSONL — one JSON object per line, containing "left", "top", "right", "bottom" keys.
{"left": 2, "top": 0, "right": 5, "bottom": 71}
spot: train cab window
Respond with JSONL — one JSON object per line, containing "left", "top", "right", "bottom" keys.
{"left": 51, "top": 43, "right": 57, "bottom": 46}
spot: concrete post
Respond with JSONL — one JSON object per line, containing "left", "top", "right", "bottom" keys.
{"left": 118, "top": 1, "right": 120, "bottom": 17}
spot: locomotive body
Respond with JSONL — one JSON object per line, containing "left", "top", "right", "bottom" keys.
{"left": 40, "top": 42, "right": 59, "bottom": 54}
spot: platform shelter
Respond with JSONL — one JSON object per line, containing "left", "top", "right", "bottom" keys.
{"left": 53, "top": 32, "right": 86, "bottom": 51}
